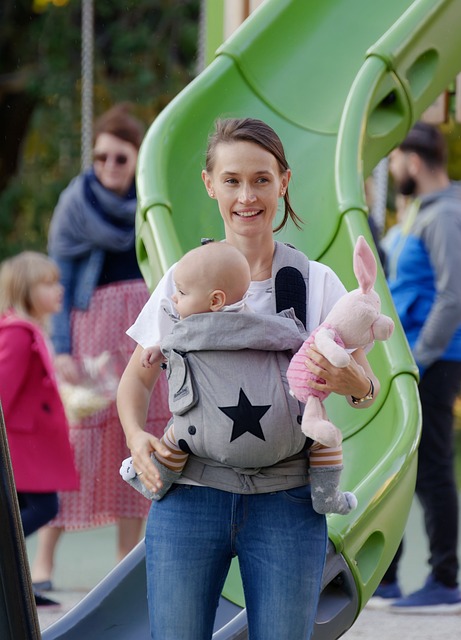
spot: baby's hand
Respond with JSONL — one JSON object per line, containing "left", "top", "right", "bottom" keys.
{"left": 140, "top": 345, "right": 164, "bottom": 369}
{"left": 140, "top": 348, "right": 154, "bottom": 368}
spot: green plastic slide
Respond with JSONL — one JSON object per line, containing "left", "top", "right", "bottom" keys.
{"left": 21, "top": 0, "right": 461, "bottom": 638}
{"left": 133, "top": 0, "right": 461, "bottom": 635}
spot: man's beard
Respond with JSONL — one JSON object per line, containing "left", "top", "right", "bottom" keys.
{"left": 397, "top": 175, "right": 417, "bottom": 196}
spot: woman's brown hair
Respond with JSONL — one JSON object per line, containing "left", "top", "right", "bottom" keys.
{"left": 93, "top": 102, "right": 145, "bottom": 150}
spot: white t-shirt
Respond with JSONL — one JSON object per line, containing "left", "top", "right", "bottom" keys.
{"left": 127, "top": 259, "right": 347, "bottom": 348}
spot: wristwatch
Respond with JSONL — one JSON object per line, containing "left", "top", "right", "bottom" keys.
{"left": 351, "top": 378, "right": 374, "bottom": 405}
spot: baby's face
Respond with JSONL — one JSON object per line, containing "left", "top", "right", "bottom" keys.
{"left": 171, "top": 262, "right": 213, "bottom": 319}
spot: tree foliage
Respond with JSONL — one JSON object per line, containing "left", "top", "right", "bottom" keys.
{"left": 0, "top": 0, "right": 200, "bottom": 258}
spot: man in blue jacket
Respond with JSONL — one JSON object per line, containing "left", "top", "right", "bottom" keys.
{"left": 376, "top": 121, "right": 461, "bottom": 610}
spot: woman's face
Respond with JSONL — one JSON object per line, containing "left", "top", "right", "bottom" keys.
{"left": 93, "top": 133, "right": 138, "bottom": 196}
{"left": 202, "top": 141, "right": 290, "bottom": 241}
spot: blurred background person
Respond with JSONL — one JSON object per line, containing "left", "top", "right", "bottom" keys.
{"left": 30, "top": 103, "right": 171, "bottom": 591}
{"left": 374, "top": 122, "right": 461, "bottom": 611}
{"left": 0, "top": 252, "right": 79, "bottom": 606}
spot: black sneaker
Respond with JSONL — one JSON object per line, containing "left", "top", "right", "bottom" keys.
{"left": 34, "top": 592, "right": 60, "bottom": 607}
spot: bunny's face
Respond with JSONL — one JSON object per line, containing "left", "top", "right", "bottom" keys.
{"left": 324, "top": 288, "right": 382, "bottom": 349}
{"left": 321, "top": 236, "right": 394, "bottom": 349}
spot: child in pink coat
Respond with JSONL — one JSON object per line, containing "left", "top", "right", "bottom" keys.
{"left": 0, "top": 252, "right": 79, "bottom": 606}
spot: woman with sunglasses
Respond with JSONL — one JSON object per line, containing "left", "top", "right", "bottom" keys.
{"left": 30, "top": 103, "right": 171, "bottom": 592}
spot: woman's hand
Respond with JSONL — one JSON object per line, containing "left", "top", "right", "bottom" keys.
{"left": 303, "top": 345, "right": 378, "bottom": 401}
{"left": 55, "top": 353, "right": 80, "bottom": 384}
{"left": 118, "top": 344, "right": 171, "bottom": 490}
{"left": 128, "top": 430, "right": 171, "bottom": 492}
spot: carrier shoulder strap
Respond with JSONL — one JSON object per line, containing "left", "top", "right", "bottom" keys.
{"left": 271, "top": 241, "right": 309, "bottom": 330}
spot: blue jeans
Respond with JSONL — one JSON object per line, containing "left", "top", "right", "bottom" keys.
{"left": 145, "top": 483, "right": 327, "bottom": 640}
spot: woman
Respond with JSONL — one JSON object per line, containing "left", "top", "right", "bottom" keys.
{"left": 30, "top": 104, "right": 171, "bottom": 590}
{"left": 117, "top": 117, "right": 379, "bottom": 639}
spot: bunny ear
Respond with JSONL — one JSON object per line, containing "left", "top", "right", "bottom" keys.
{"left": 353, "top": 235, "right": 377, "bottom": 293}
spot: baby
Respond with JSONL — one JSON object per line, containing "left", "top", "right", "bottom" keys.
{"left": 140, "top": 241, "right": 251, "bottom": 369}
{"left": 120, "top": 241, "right": 252, "bottom": 497}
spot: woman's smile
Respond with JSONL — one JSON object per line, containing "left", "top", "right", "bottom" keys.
{"left": 234, "top": 208, "right": 263, "bottom": 218}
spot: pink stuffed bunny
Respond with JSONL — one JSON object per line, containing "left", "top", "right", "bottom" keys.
{"left": 287, "top": 235, "right": 394, "bottom": 448}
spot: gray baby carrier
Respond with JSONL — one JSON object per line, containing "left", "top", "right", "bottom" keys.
{"left": 161, "top": 242, "right": 311, "bottom": 471}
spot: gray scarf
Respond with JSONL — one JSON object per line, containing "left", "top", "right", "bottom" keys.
{"left": 48, "top": 169, "right": 136, "bottom": 258}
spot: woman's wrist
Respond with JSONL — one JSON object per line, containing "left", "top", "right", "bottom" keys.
{"left": 350, "top": 377, "right": 375, "bottom": 405}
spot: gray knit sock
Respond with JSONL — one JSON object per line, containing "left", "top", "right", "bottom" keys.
{"left": 122, "top": 455, "right": 182, "bottom": 501}
{"left": 310, "top": 466, "right": 358, "bottom": 515}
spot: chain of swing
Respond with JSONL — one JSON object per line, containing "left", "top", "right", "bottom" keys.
{"left": 81, "top": 0, "right": 94, "bottom": 171}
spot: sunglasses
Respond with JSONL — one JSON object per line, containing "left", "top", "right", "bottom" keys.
{"left": 93, "top": 152, "right": 128, "bottom": 166}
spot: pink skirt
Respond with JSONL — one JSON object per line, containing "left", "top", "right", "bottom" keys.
{"left": 50, "top": 280, "right": 171, "bottom": 530}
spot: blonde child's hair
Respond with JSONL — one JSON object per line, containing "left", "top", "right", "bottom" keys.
{"left": 0, "top": 251, "right": 60, "bottom": 322}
